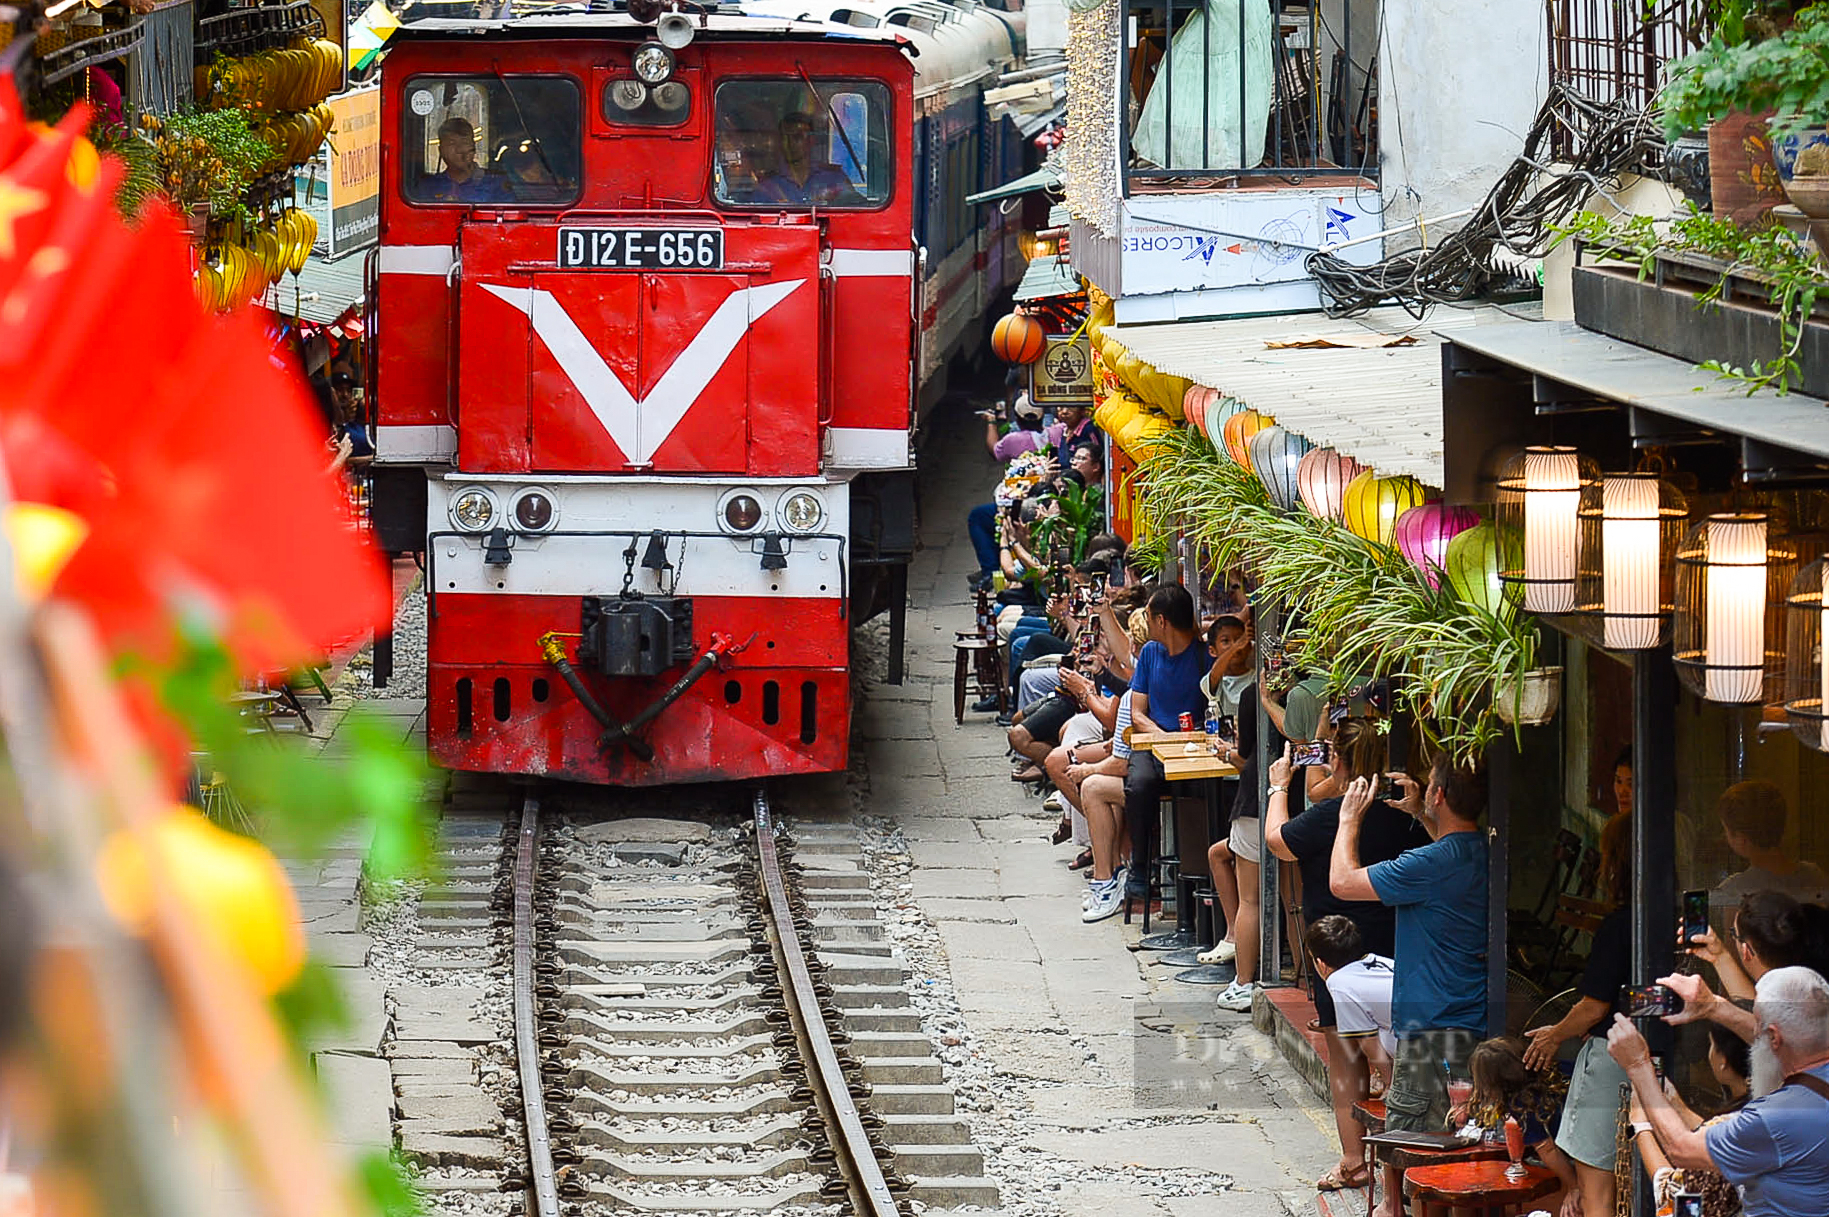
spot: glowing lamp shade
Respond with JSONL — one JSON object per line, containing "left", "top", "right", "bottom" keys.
{"left": 1342, "top": 469, "right": 1426, "bottom": 549}
{"left": 1221, "top": 409, "right": 1270, "bottom": 468}
{"left": 1444, "top": 521, "right": 1520, "bottom": 625}
{"left": 1672, "top": 513, "right": 1796, "bottom": 705}
{"left": 1783, "top": 559, "right": 1829, "bottom": 751}
{"left": 1496, "top": 446, "right": 1597, "bottom": 615}
{"left": 1296, "top": 447, "right": 1366, "bottom": 523}
{"left": 1567, "top": 473, "right": 1688, "bottom": 651}
{"left": 1395, "top": 502, "right": 1480, "bottom": 589}
{"left": 1184, "top": 384, "right": 1219, "bottom": 437}
{"left": 1246, "top": 425, "right": 1314, "bottom": 512}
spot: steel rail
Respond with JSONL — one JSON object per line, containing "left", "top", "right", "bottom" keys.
{"left": 752, "top": 791, "right": 901, "bottom": 1217}
{"left": 512, "top": 796, "right": 562, "bottom": 1217}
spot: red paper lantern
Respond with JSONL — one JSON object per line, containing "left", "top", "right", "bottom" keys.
{"left": 1184, "top": 384, "right": 1219, "bottom": 436}
{"left": 1396, "top": 502, "right": 1481, "bottom": 589}
{"left": 1295, "top": 447, "right": 1365, "bottom": 523}
{"left": 991, "top": 312, "right": 1047, "bottom": 365}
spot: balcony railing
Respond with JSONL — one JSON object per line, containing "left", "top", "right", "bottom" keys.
{"left": 1119, "top": 0, "right": 1377, "bottom": 190}
{"left": 1546, "top": 0, "right": 1706, "bottom": 159}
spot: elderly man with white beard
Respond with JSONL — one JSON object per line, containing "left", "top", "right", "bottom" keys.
{"left": 1605, "top": 966, "right": 1829, "bottom": 1217}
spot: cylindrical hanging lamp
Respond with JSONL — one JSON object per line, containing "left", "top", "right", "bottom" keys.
{"left": 1296, "top": 447, "right": 1366, "bottom": 523}
{"left": 1247, "top": 425, "right": 1314, "bottom": 512}
{"left": 1395, "top": 502, "right": 1480, "bottom": 589}
{"left": 1566, "top": 473, "right": 1688, "bottom": 651}
{"left": 1783, "top": 559, "right": 1829, "bottom": 750}
{"left": 1672, "top": 513, "right": 1797, "bottom": 704}
{"left": 1496, "top": 446, "right": 1599, "bottom": 615}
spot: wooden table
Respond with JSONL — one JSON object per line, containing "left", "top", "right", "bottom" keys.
{"left": 1403, "top": 1160, "right": 1558, "bottom": 1217}
{"left": 1124, "top": 730, "right": 1237, "bottom": 950}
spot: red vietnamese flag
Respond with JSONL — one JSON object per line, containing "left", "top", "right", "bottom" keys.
{"left": 0, "top": 78, "right": 391, "bottom": 675}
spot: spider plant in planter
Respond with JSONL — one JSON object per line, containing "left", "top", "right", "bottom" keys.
{"left": 1139, "top": 427, "right": 1543, "bottom": 763}
{"left": 1662, "top": 1, "right": 1828, "bottom": 224}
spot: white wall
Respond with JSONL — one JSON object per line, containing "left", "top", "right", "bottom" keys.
{"left": 1377, "top": 0, "right": 1548, "bottom": 241}
{"left": 1025, "top": 0, "right": 1068, "bottom": 56}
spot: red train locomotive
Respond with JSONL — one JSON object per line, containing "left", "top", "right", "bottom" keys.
{"left": 367, "top": 0, "right": 1026, "bottom": 784}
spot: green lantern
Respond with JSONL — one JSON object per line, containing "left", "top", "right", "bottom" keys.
{"left": 1445, "top": 522, "right": 1521, "bottom": 625}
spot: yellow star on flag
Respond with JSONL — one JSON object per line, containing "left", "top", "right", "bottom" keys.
{"left": 0, "top": 177, "right": 50, "bottom": 260}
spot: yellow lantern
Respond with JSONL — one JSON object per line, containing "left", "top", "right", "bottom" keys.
{"left": 1342, "top": 469, "right": 1426, "bottom": 548}
{"left": 1221, "top": 409, "right": 1270, "bottom": 468}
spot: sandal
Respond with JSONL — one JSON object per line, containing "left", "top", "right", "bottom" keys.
{"left": 1316, "top": 1164, "right": 1371, "bottom": 1192}
{"left": 1050, "top": 816, "right": 1073, "bottom": 845}
{"left": 1067, "top": 849, "right": 1094, "bottom": 870}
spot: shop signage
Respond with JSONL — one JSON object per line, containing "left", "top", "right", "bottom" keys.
{"left": 1117, "top": 190, "right": 1381, "bottom": 297}
{"left": 327, "top": 86, "right": 381, "bottom": 258}
{"left": 1030, "top": 335, "right": 1093, "bottom": 404}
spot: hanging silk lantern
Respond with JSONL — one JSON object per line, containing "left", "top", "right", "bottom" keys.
{"left": 1204, "top": 395, "right": 1243, "bottom": 449}
{"left": 1395, "top": 502, "right": 1480, "bottom": 589}
{"left": 1295, "top": 448, "right": 1364, "bottom": 523}
{"left": 1342, "top": 469, "right": 1425, "bottom": 549}
{"left": 1247, "top": 425, "right": 1314, "bottom": 512}
{"left": 1184, "top": 384, "right": 1219, "bottom": 437}
{"left": 1445, "top": 522, "right": 1520, "bottom": 625}
{"left": 1221, "top": 409, "right": 1270, "bottom": 468}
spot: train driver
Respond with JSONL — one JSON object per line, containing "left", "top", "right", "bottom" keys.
{"left": 753, "top": 111, "right": 861, "bottom": 206}
{"left": 420, "top": 117, "right": 513, "bottom": 204}
{"left": 494, "top": 133, "right": 569, "bottom": 203}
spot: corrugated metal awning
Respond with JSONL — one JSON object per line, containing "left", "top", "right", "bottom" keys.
{"left": 1015, "top": 255, "right": 1080, "bottom": 301}
{"left": 1105, "top": 305, "right": 1538, "bottom": 488}
{"left": 966, "top": 163, "right": 1062, "bottom": 206}
{"left": 264, "top": 251, "right": 368, "bottom": 325}
{"left": 1446, "top": 318, "right": 1829, "bottom": 462}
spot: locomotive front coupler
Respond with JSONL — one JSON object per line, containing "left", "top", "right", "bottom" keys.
{"left": 537, "top": 630, "right": 757, "bottom": 764}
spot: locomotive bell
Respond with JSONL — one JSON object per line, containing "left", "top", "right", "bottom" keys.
{"left": 657, "top": 11, "right": 695, "bottom": 49}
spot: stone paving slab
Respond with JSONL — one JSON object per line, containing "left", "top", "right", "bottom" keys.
{"left": 936, "top": 920, "right": 1038, "bottom": 963}
{"left": 308, "top": 932, "right": 373, "bottom": 967}
{"left": 314, "top": 1052, "right": 394, "bottom": 1150}
{"left": 908, "top": 869, "right": 997, "bottom": 900}
{"left": 914, "top": 897, "right": 1015, "bottom": 923}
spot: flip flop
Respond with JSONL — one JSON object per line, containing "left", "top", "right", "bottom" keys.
{"left": 1316, "top": 1164, "right": 1371, "bottom": 1192}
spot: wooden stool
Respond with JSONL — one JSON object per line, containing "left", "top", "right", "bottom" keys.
{"left": 1351, "top": 1098, "right": 1387, "bottom": 1196}
{"left": 1404, "top": 1160, "right": 1557, "bottom": 1217}
{"left": 952, "top": 636, "right": 1004, "bottom": 723}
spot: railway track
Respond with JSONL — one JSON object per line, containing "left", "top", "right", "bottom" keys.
{"left": 472, "top": 789, "right": 997, "bottom": 1216}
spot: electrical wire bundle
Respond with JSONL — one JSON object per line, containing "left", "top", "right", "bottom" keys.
{"left": 1306, "top": 84, "right": 1668, "bottom": 318}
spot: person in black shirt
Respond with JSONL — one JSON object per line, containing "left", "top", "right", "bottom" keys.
{"left": 1268, "top": 718, "right": 1430, "bottom": 1190}
{"left": 1523, "top": 813, "right": 1633, "bottom": 1217}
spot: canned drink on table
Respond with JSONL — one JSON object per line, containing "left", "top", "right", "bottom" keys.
{"left": 1178, "top": 712, "right": 1194, "bottom": 731}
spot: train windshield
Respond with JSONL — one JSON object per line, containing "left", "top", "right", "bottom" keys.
{"left": 401, "top": 75, "right": 582, "bottom": 207}
{"left": 712, "top": 79, "right": 891, "bottom": 209}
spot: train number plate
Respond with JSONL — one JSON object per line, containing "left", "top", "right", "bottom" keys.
{"left": 558, "top": 228, "right": 724, "bottom": 270}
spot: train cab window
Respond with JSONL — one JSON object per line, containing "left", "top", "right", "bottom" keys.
{"left": 712, "top": 79, "right": 891, "bottom": 209}
{"left": 401, "top": 75, "right": 582, "bottom": 207}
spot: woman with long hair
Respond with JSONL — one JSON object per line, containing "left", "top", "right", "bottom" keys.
{"left": 1627, "top": 1023, "right": 1751, "bottom": 1216}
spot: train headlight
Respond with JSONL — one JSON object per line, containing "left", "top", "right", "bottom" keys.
{"left": 719, "top": 489, "right": 764, "bottom": 533}
{"left": 451, "top": 488, "right": 496, "bottom": 532}
{"left": 608, "top": 79, "right": 648, "bottom": 111}
{"left": 512, "top": 488, "right": 557, "bottom": 532}
{"left": 778, "top": 489, "right": 825, "bottom": 534}
{"left": 632, "top": 42, "right": 674, "bottom": 85}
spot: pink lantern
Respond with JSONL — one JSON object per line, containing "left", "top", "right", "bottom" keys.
{"left": 1295, "top": 447, "right": 1365, "bottom": 523}
{"left": 1396, "top": 502, "right": 1482, "bottom": 589}
{"left": 1184, "top": 384, "right": 1219, "bottom": 437}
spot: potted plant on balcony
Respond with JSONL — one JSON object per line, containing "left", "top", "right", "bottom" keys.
{"left": 1662, "top": 1, "right": 1824, "bottom": 225}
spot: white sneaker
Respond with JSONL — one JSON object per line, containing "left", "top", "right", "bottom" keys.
{"left": 1215, "top": 980, "right": 1256, "bottom": 1012}
{"left": 1197, "top": 940, "right": 1237, "bottom": 965}
{"left": 1042, "top": 790, "right": 1064, "bottom": 813}
{"left": 1082, "top": 881, "right": 1124, "bottom": 923}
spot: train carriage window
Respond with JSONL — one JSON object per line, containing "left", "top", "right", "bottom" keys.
{"left": 402, "top": 75, "right": 582, "bottom": 207}
{"left": 712, "top": 78, "right": 891, "bottom": 209}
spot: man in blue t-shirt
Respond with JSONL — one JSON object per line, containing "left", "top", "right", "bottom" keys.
{"left": 1329, "top": 754, "right": 1489, "bottom": 1145}
{"left": 1102, "top": 584, "right": 1207, "bottom": 916}
{"left": 1606, "top": 966, "right": 1829, "bottom": 1217}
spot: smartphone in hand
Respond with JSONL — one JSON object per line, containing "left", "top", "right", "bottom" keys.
{"left": 1620, "top": 983, "right": 1683, "bottom": 1018}
{"left": 1682, "top": 889, "right": 1710, "bottom": 943}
